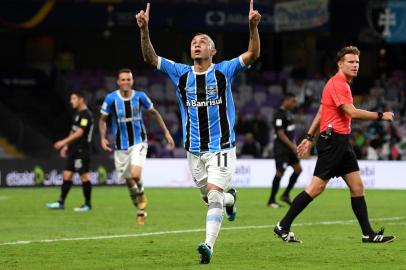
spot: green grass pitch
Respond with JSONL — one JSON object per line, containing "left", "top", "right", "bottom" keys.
{"left": 0, "top": 187, "right": 405, "bottom": 269}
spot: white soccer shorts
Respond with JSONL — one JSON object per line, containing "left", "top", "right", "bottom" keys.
{"left": 114, "top": 143, "right": 148, "bottom": 180}
{"left": 187, "top": 148, "right": 236, "bottom": 196}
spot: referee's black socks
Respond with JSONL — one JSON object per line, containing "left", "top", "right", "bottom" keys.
{"left": 280, "top": 191, "right": 313, "bottom": 230}
{"left": 351, "top": 196, "right": 374, "bottom": 235}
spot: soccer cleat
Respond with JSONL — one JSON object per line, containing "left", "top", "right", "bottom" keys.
{"left": 73, "top": 205, "right": 92, "bottom": 212}
{"left": 136, "top": 192, "right": 148, "bottom": 210}
{"left": 136, "top": 211, "right": 148, "bottom": 225}
{"left": 362, "top": 228, "right": 395, "bottom": 243}
{"left": 274, "top": 222, "right": 302, "bottom": 243}
{"left": 46, "top": 201, "right": 64, "bottom": 210}
{"left": 280, "top": 195, "right": 292, "bottom": 206}
{"left": 267, "top": 201, "right": 282, "bottom": 208}
{"left": 225, "top": 188, "right": 237, "bottom": 221}
{"left": 197, "top": 242, "right": 212, "bottom": 264}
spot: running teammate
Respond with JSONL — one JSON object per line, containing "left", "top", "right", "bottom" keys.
{"left": 99, "top": 68, "right": 174, "bottom": 225}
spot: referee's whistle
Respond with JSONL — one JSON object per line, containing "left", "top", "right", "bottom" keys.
{"left": 326, "top": 124, "right": 333, "bottom": 136}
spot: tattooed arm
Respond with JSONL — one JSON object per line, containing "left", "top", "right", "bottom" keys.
{"left": 135, "top": 3, "right": 158, "bottom": 67}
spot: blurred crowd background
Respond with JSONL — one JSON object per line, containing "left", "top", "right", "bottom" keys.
{"left": 0, "top": 0, "right": 405, "bottom": 160}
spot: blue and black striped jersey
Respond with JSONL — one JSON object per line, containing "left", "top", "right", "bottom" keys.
{"left": 101, "top": 90, "right": 153, "bottom": 150}
{"left": 158, "top": 56, "right": 248, "bottom": 153}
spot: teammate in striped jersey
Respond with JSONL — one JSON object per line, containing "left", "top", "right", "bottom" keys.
{"left": 136, "top": 0, "right": 261, "bottom": 263}
{"left": 99, "top": 68, "right": 175, "bottom": 225}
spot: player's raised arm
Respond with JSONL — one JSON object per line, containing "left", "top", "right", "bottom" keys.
{"left": 241, "top": 0, "right": 261, "bottom": 66}
{"left": 135, "top": 3, "right": 158, "bottom": 67}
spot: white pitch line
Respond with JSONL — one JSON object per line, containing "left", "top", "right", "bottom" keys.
{"left": 386, "top": 222, "right": 406, "bottom": 226}
{"left": 0, "top": 216, "right": 403, "bottom": 246}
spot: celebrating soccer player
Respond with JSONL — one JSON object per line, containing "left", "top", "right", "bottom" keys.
{"left": 135, "top": 0, "right": 261, "bottom": 264}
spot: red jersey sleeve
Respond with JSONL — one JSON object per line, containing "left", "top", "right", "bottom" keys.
{"left": 330, "top": 79, "right": 353, "bottom": 107}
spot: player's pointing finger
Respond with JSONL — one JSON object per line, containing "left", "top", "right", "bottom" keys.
{"left": 250, "top": 0, "right": 254, "bottom": 12}
{"left": 146, "top": 3, "right": 150, "bottom": 15}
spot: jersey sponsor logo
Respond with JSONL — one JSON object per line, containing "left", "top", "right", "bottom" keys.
{"left": 186, "top": 97, "right": 223, "bottom": 107}
{"left": 117, "top": 116, "right": 142, "bottom": 123}
{"left": 80, "top": 118, "right": 88, "bottom": 127}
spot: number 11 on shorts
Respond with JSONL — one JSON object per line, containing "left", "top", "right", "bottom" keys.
{"left": 216, "top": 152, "right": 228, "bottom": 167}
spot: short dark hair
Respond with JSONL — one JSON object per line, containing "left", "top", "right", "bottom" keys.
{"left": 336, "top": 46, "right": 360, "bottom": 63}
{"left": 118, "top": 68, "right": 132, "bottom": 77}
{"left": 71, "top": 90, "right": 86, "bottom": 100}
{"left": 283, "top": 92, "right": 296, "bottom": 100}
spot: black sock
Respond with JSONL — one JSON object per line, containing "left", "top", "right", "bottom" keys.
{"left": 283, "top": 172, "right": 300, "bottom": 197}
{"left": 351, "top": 196, "right": 374, "bottom": 235}
{"left": 82, "top": 181, "right": 92, "bottom": 206}
{"left": 269, "top": 175, "right": 282, "bottom": 203}
{"left": 59, "top": 180, "right": 72, "bottom": 204}
{"left": 280, "top": 191, "right": 313, "bottom": 230}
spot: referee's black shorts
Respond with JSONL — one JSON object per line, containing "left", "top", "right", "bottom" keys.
{"left": 65, "top": 150, "right": 90, "bottom": 174}
{"left": 313, "top": 132, "right": 359, "bottom": 180}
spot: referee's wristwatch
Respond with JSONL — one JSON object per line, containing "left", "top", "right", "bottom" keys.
{"left": 305, "top": 133, "right": 314, "bottom": 142}
{"left": 377, "top": 111, "right": 383, "bottom": 121}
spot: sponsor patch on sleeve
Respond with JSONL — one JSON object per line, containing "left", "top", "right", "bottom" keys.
{"left": 80, "top": 118, "right": 88, "bottom": 127}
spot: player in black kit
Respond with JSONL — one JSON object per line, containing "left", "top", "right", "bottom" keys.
{"left": 46, "top": 91, "right": 94, "bottom": 212}
{"left": 267, "top": 93, "right": 302, "bottom": 208}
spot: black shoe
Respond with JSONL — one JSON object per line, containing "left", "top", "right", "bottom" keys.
{"left": 362, "top": 228, "right": 395, "bottom": 243}
{"left": 274, "top": 222, "right": 302, "bottom": 243}
{"left": 280, "top": 195, "right": 292, "bottom": 206}
{"left": 225, "top": 188, "right": 237, "bottom": 221}
{"left": 197, "top": 242, "right": 212, "bottom": 264}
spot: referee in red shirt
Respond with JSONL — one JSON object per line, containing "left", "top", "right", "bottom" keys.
{"left": 274, "top": 46, "right": 395, "bottom": 243}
